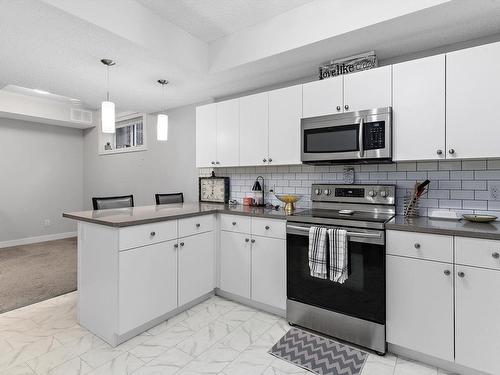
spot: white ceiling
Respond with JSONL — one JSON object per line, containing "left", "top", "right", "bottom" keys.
{"left": 136, "top": 0, "right": 315, "bottom": 42}
{"left": 1, "top": 0, "right": 500, "bottom": 115}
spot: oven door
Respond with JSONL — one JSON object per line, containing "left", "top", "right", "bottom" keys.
{"left": 286, "top": 224, "right": 385, "bottom": 324}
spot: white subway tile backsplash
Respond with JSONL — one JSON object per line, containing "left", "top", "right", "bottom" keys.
{"left": 200, "top": 158, "right": 499, "bottom": 217}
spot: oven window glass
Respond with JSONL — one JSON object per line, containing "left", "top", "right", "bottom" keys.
{"left": 287, "top": 233, "right": 385, "bottom": 324}
{"left": 303, "top": 124, "right": 359, "bottom": 153}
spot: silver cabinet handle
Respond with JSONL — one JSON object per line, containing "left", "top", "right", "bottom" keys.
{"left": 265, "top": 225, "right": 270, "bottom": 230}
{"left": 444, "top": 270, "right": 451, "bottom": 276}
{"left": 437, "top": 149, "right": 443, "bottom": 155}
{"left": 245, "top": 238, "right": 250, "bottom": 242}
{"left": 232, "top": 221, "right": 237, "bottom": 226}
{"left": 414, "top": 243, "right": 421, "bottom": 249}
{"left": 263, "top": 158, "right": 267, "bottom": 163}
{"left": 180, "top": 242, "right": 184, "bottom": 247}
{"left": 492, "top": 252, "right": 500, "bottom": 259}
{"left": 251, "top": 239, "right": 255, "bottom": 243}
{"left": 196, "top": 223, "right": 201, "bottom": 228}
{"left": 458, "top": 271, "right": 465, "bottom": 278}
{"left": 344, "top": 105, "right": 349, "bottom": 111}
{"left": 449, "top": 149, "right": 455, "bottom": 155}
{"left": 150, "top": 231, "right": 156, "bottom": 237}
{"left": 336, "top": 105, "right": 341, "bottom": 111}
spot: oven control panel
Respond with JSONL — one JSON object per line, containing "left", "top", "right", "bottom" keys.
{"left": 312, "top": 184, "right": 395, "bottom": 205}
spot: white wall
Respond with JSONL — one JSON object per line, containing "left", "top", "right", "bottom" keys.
{"left": 83, "top": 104, "right": 198, "bottom": 209}
{"left": 0, "top": 118, "right": 83, "bottom": 244}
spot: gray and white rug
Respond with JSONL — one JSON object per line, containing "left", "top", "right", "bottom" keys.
{"left": 269, "top": 327, "right": 367, "bottom": 375}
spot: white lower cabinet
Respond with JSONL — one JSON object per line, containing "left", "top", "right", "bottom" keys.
{"left": 220, "top": 230, "right": 251, "bottom": 298}
{"left": 455, "top": 265, "right": 500, "bottom": 375}
{"left": 118, "top": 240, "right": 178, "bottom": 334}
{"left": 386, "top": 255, "right": 454, "bottom": 361}
{"left": 178, "top": 231, "right": 215, "bottom": 306}
{"left": 251, "top": 236, "right": 286, "bottom": 310}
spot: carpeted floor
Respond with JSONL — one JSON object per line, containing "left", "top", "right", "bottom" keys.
{"left": 0, "top": 237, "right": 77, "bottom": 313}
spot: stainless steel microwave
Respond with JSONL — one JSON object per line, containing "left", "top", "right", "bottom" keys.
{"left": 301, "top": 107, "right": 392, "bottom": 164}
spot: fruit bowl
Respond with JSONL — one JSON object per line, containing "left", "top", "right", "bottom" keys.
{"left": 274, "top": 194, "right": 302, "bottom": 214}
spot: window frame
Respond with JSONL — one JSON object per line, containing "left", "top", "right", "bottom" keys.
{"left": 98, "top": 112, "right": 148, "bottom": 155}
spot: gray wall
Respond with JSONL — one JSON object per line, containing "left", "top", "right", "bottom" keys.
{"left": 83, "top": 104, "right": 198, "bottom": 209}
{"left": 0, "top": 118, "right": 83, "bottom": 242}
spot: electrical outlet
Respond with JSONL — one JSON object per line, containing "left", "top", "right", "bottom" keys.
{"left": 43, "top": 219, "right": 51, "bottom": 227}
{"left": 490, "top": 184, "right": 500, "bottom": 201}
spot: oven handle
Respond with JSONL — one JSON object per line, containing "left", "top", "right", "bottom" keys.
{"left": 286, "top": 224, "right": 381, "bottom": 239}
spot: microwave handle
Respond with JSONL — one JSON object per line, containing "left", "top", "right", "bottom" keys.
{"left": 359, "top": 118, "right": 364, "bottom": 158}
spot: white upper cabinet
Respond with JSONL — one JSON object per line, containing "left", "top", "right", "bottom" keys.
{"left": 447, "top": 41, "right": 500, "bottom": 159}
{"left": 195, "top": 104, "right": 217, "bottom": 168}
{"left": 393, "top": 55, "right": 446, "bottom": 161}
{"left": 216, "top": 99, "right": 240, "bottom": 167}
{"left": 239, "top": 92, "right": 269, "bottom": 166}
{"left": 343, "top": 65, "right": 392, "bottom": 112}
{"left": 268, "top": 85, "right": 303, "bottom": 165}
{"left": 302, "top": 75, "right": 343, "bottom": 118}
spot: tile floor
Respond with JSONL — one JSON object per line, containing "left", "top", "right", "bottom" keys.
{"left": 0, "top": 292, "right": 454, "bottom": 375}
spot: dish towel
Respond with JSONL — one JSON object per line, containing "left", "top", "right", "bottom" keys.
{"left": 327, "top": 228, "right": 348, "bottom": 283}
{"left": 308, "top": 226, "right": 328, "bottom": 279}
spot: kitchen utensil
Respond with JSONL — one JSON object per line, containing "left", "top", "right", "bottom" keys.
{"left": 462, "top": 214, "right": 497, "bottom": 223}
{"left": 274, "top": 194, "right": 302, "bottom": 214}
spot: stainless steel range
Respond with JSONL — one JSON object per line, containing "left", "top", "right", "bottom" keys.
{"left": 286, "top": 183, "right": 396, "bottom": 354}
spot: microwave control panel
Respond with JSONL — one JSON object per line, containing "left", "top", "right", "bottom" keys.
{"left": 363, "top": 121, "right": 385, "bottom": 150}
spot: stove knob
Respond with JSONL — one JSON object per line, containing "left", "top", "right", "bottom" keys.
{"left": 380, "top": 190, "right": 389, "bottom": 198}
{"left": 315, "top": 188, "right": 322, "bottom": 195}
{"left": 323, "top": 189, "right": 332, "bottom": 196}
{"left": 368, "top": 190, "right": 377, "bottom": 197}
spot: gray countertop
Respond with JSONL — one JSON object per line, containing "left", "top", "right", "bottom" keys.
{"left": 63, "top": 203, "right": 293, "bottom": 228}
{"left": 386, "top": 215, "right": 500, "bottom": 240}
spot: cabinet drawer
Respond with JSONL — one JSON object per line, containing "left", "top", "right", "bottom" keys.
{"left": 455, "top": 237, "right": 500, "bottom": 270}
{"left": 251, "top": 217, "right": 286, "bottom": 239}
{"left": 178, "top": 214, "right": 215, "bottom": 238}
{"left": 387, "top": 230, "right": 453, "bottom": 263}
{"left": 119, "top": 220, "right": 177, "bottom": 251}
{"left": 220, "top": 214, "right": 251, "bottom": 233}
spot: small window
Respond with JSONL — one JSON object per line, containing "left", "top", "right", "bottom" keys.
{"left": 99, "top": 113, "right": 147, "bottom": 155}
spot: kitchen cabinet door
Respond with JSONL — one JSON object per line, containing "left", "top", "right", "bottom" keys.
{"left": 216, "top": 98, "right": 240, "bottom": 167}
{"left": 178, "top": 231, "right": 215, "bottom": 306}
{"left": 302, "top": 76, "right": 343, "bottom": 118}
{"left": 343, "top": 65, "right": 392, "bottom": 112}
{"left": 455, "top": 265, "right": 500, "bottom": 375}
{"left": 446, "top": 41, "right": 500, "bottom": 159}
{"left": 196, "top": 103, "right": 217, "bottom": 168}
{"left": 239, "top": 92, "right": 269, "bottom": 166}
{"left": 393, "top": 55, "right": 446, "bottom": 161}
{"left": 251, "top": 236, "right": 286, "bottom": 310}
{"left": 268, "top": 85, "right": 302, "bottom": 165}
{"left": 386, "top": 256, "right": 454, "bottom": 361}
{"left": 118, "top": 240, "right": 177, "bottom": 334}
{"left": 219, "top": 231, "right": 251, "bottom": 298}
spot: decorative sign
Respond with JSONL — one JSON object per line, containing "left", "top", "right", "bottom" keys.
{"left": 319, "top": 51, "right": 377, "bottom": 80}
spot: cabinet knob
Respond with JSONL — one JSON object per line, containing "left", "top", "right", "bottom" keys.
{"left": 174, "top": 243, "right": 179, "bottom": 248}
{"left": 492, "top": 252, "right": 500, "bottom": 259}
{"left": 414, "top": 243, "right": 421, "bottom": 249}
{"left": 448, "top": 149, "right": 455, "bottom": 155}
{"left": 232, "top": 221, "right": 237, "bottom": 226}
{"left": 263, "top": 158, "right": 267, "bottom": 163}
{"left": 180, "top": 242, "right": 184, "bottom": 247}
{"left": 458, "top": 271, "right": 465, "bottom": 278}
{"left": 215, "top": 161, "right": 220, "bottom": 165}
{"left": 150, "top": 231, "right": 156, "bottom": 237}
{"left": 336, "top": 105, "right": 341, "bottom": 111}
{"left": 444, "top": 270, "right": 451, "bottom": 276}
{"left": 268, "top": 158, "right": 273, "bottom": 162}
{"left": 251, "top": 239, "right": 255, "bottom": 243}
{"left": 436, "top": 149, "right": 443, "bottom": 155}
{"left": 211, "top": 161, "right": 215, "bottom": 165}
{"left": 196, "top": 223, "right": 201, "bottom": 228}
{"left": 344, "top": 105, "right": 349, "bottom": 111}
{"left": 245, "top": 238, "right": 250, "bottom": 242}
{"left": 265, "top": 225, "right": 270, "bottom": 230}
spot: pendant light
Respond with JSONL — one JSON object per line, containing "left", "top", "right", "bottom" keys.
{"left": 101, "top": 59, "right": 116, "bottom": 133}
{"left": 157, "top": 79, "right": 169, "bottom": 141}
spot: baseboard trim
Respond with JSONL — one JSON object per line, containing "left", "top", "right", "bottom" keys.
{"left": 0, "top": 231, "right": 77, "bottom": 249}
{"left": 215, "top": 288, "right": 286, "bottom": 317}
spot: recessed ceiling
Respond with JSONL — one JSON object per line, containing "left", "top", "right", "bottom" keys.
{"left": 136, "top": 0, "right": 315, "bottom": 42}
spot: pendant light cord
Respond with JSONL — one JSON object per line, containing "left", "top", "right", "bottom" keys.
{"left": 106, "top": 65, "right": 110, "bottom": 101}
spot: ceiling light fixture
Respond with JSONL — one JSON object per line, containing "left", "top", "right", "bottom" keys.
{"left": 157, "top": 79, "right": 169, "bottom": 141}
{"left": 101, "top": 59, "right": 116, "bottom": 134}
